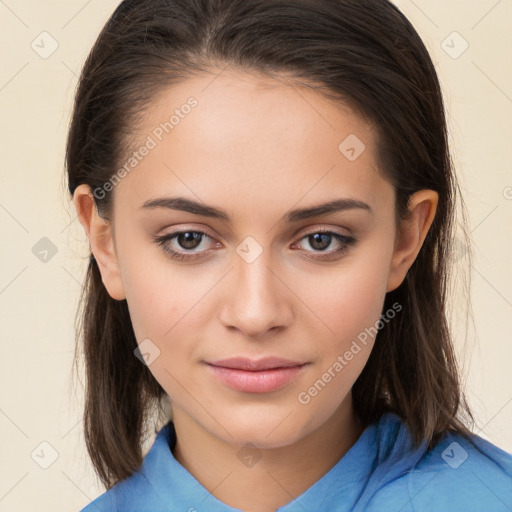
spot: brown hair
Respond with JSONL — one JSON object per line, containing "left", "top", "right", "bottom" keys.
{"left": 66, "top": 0, "right": 476, "bottom": 490}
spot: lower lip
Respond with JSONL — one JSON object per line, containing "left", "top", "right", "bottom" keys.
{"left": 206, "top": 364, "right": 307, "bottom": 393}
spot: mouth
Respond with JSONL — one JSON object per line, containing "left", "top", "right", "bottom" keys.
{"left": 205, "top": 357, "right": 309, "bottom": 393}
{"left": 206, "top": 356, "right": 308, "bottom": 371}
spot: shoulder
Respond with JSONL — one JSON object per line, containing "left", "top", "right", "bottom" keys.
{"left": 80, "top": 488, "right": 114, "bottom": 511}
{"left": 79, "top": 471, "right": 165, "bottom": 512}
{"left": 79, "top": 424, "right": 175, "bottom": 512}
{"left": 366, "top": 423, "right": 512, "bottom": 512}
{"left": 408, "top": 431, "right": 512, "bottom": 511}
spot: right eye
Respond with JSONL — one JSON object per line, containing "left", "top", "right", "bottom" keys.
{"left": 152, "top": 229, "right": 220, "bottom": 261}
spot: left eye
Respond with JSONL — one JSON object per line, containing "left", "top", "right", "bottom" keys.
{"left": 294, "top": 230, "right": 355, "bottom": 256}
{"left": 152, "top": 229, "right": 356, "bottom": 261}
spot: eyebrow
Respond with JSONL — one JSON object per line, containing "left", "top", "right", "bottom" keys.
{"left": 140, "top": 196, "right": 372, "bottom": 222}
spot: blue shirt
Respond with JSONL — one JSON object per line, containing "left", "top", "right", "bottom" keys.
{"left": 81, "top": 412, "right": 512, "bottom": 511}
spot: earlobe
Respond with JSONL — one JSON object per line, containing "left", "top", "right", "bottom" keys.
{"left": 386, "top": 189, "right": 439, "bottom": 293}
{"left": 72, "top": 184, "right": 126, "bottom": 301}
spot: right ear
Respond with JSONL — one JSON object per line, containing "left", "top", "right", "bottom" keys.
{"left": 72, "top": 184, "right": 126, "bottom": 301}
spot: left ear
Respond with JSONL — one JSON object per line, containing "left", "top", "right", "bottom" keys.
{"left": 386, "top": 189, "right": 439, "bottom": 292}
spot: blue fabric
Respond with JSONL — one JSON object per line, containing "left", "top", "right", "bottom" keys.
{"left": 80, "top": 412, "right": 512, "bottom": 511}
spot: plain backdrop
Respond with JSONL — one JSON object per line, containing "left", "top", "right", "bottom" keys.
{"left": 0, "top": 1, "right": 511, "bottom": 510}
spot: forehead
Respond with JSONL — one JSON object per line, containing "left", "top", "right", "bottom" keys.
{"left": 113, "top": 69, "right": 393, "bottom": 223}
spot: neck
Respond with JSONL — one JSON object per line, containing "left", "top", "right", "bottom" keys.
{"left": 171, "top": 394, "right": 363, "bottom": 512}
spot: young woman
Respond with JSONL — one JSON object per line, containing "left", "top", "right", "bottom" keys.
{"left": 68, "top": 0, "right": 512, "bottom": 510}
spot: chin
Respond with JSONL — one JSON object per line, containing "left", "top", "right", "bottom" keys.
{"left": 209, "top": 407, "right": 311, "bottom": 449}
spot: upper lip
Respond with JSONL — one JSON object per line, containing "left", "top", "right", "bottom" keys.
{"left": 206, "top": 356, "right": 307, "bottom": 371}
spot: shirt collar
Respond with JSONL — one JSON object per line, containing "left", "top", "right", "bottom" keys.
{"left": 139, "top": 412, "right": 421, "bottom": 512}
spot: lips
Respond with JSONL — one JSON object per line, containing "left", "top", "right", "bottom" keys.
{"left": 206, "top": 356, "right": 307, "bottom": 371}
{"left": 205, "top": 356, "right": 309, "bottom": 393}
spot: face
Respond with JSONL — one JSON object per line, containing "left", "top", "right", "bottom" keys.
{"left": 82, "top": 69, "right": 424, "bottom": 449}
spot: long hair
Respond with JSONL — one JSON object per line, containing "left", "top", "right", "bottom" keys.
{"left": 66, "top": 0, "right": 475, "bottom": 489}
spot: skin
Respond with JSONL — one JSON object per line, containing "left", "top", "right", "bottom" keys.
{"left": 73, "top": 68, "right": 438, "bottom": 512}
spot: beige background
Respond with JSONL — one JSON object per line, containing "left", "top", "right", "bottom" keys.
{"left": 0, "top": 1, "right": 511, "bottom": 510}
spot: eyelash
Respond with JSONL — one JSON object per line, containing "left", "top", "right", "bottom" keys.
{"left": 152, "top": 228, "right": 356, "bottom": 262}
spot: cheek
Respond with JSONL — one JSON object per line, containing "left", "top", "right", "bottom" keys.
{"left": 292, "top": 259, "right": 391, "bottom": 431}
{"left": 122, "top": 260, "right": 210, "bottom": 395}
{"left": 304, "top": 256, "right": 390, "bottom": 349}
{"left": 125, "top": 269, "right": 207, "bottom": 343}
{"left": 296, "top": 252, "right": 391, "bottom": 389}
{"left": 118, "top": 232, "right": 209, "bottom": 339}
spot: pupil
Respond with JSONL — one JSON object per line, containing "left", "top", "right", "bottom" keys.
{"left": 310, "top": 233, "right": 330, "bottom": 251}
{"left": 179, "top": 232, "right": 201, "bottom": 249}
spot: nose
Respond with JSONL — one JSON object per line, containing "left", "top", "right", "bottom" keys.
{"left": 219, "top": 250, "right": 293, "bottom": 339}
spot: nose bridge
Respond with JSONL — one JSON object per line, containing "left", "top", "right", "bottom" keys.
{"left": 219, "top": 239, "right": 291, "bottom": 336}
{"left": 237, "top": 248, "right": 276, "bottom": 301}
